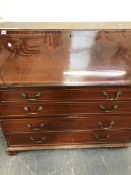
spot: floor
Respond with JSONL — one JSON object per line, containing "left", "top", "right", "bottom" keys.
{"left": 1, "top": 129, "right": 131, "bottom": 175}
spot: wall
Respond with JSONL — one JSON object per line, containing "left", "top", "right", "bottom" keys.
{"left": 0, "top": 0, "right": 131, "bottom": 22}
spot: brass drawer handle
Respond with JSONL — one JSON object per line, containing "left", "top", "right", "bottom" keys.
{"left": 26, "top": 123, "right": 45, "bottom": 131}
{"left": 102, "top": 91, "right": 122, "bottom": 100}
{"left": 98, "top": 121, "right": 114, "bottom": 130}
{"left": 30, "top": 136, "right": 46, "bottom": 143}
{"left": 21, "top": 92, "right": 42, "bottom": 101}
{"left": 24, "top": 106, "right": 43, "bottom": 115}
{"left": 95, "top": 135, "right": 110, "bottom": 141}
{"left": 100, "top": 104, "right": 118, "bottom": 113}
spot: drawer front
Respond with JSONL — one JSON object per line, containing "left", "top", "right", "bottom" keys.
{"left": 5, "top": 130, "right": 131, "bottom": 146}
{"left": 1, "top": 101, "right": 131, "bottom": 116}
{"left": 0, "top": 89, "right": 72, "bottom": 102}
{"left": 71, "top": 89, "right": 127, "bottom": 101}
{"left": 2, "top": 116, "right": 131, "bottom": 133}
{"left": 1, "top": 88, "right": 131, "bottom": 102}
{"left": 0, "top": 103, "right": 69, "bottom": 116}
{"left": 70, "top": 102, "right": 131, "bottom": 114}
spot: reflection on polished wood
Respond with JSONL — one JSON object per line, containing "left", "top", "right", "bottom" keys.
{"left": 0, "top": 30, "right": 131, "bottom": 87}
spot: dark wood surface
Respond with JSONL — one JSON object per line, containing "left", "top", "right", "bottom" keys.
{"left": 5, "top": 130, "right": 131, "bottom": 146}
{"left": 1, "top": 101, "right": 131, "bottom": 116}
{"left": 1, "top": 87, "right": 131, "bottom": 101}
{"left": 2, "top": 116, "right": 131, "bottom": 133}
{"left": 3, "top": 100, "right": 131, "bottom": 114}
{"left": 1, "top": 30, "right": 131, "bottom": 87}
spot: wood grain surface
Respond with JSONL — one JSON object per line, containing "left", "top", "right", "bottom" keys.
{"left": 0, "top": 30, "right": 131, "bottom": 87}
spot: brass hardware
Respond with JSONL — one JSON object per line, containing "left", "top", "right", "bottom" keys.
{"left": 98, "top": 121, "right": 114, "bottom": 130}
{"left": 102, "top": 91, "right": 122, "bottom": 100}
{"left": 21, "top": 92, "right": 42, "bottom": 101}
{"left": 95, "top": 135, "right": 110, "bottom": 141}
{"left": 30, "top": 136, "right": 46, "bottom": 143}
{"left": 26, "top": 123, "right": 45, "bottom": 131}
{"left": 100, "top": 104, "right": 118, "bottom": 113}
{"left": 24, "top": 106, "right": 43, "bottom": 115}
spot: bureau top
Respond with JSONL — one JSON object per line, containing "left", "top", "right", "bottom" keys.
{"left": 0, "top": 22, "right": 131, "bottom": 29}
{"left": 1, "top": 28, "right": 131, "bottom": 88}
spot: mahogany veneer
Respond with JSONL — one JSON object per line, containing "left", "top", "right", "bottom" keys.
{"left": 1, "top": 88, "right": 131, "bottom": 101}
{"left": 3, "top": 116, "right": 131, "bottom": 133}
{"left": 6, "top": 130, "right": 131, "bottom": 146}
{"left": 1, "top": 27, "right": 131, "bottom": 155}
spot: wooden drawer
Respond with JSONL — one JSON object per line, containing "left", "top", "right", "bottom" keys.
{"left": 2, "top": 116, "right": 131, "bottom": 133}
{"left": 0, "top": 89, "right": 71, "bottom": 102}
{"left": 1, "top": 101, "right": 131, "bottom": 117}
{"left": 71, "top": 88, "right": 131, "bottom": 101}
{"left": 1, "top": 88, "right": 131, "bottom": 102}
{"left": 0, "top": 103, "right": 69, "bottom": 116}
{"left": 5, "top": 130, "right": 131, "bottom": 146}
{"left": 70, "top": 101, "right": 131, "bottom": 114}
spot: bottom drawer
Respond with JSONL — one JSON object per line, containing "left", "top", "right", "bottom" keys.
{"left": 5, "top": 130, "right": 131, "bottom": 146}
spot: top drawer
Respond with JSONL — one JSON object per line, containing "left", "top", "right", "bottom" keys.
{"left": 0, "top": 87, "right": 131, "bottom": 102}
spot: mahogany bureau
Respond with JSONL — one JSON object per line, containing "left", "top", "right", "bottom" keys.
{"left": 1, "top": 22, "right": 131, "bottom": 155}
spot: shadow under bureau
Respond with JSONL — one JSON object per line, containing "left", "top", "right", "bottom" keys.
{"left": 1, "top": 23, "right": 131, "bottom": 155}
